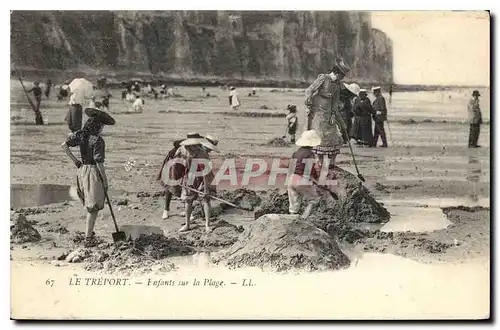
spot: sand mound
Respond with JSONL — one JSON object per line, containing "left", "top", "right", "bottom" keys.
{"left": 10, "top": 213, "right": 41, "bottom": 243}
{"left": 217, "top": 214, "right": 350, "bottom": 272}
{"left": 264, "top": 137, "right": 290, "bottom": 147}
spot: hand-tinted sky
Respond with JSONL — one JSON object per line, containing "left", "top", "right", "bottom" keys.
{"left": 371, "top": 11, "right": 490, "bottom": 86}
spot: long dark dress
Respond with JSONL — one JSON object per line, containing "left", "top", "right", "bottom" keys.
{"left": 351, "top": 97, "right": 374, "bottom": 146}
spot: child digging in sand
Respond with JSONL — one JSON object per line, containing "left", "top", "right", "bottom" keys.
{"left": 288, "top": 130, "right": 337, "bottom": 219}
{"left": 283, "top": 104, "right": 298, "bottom": 143}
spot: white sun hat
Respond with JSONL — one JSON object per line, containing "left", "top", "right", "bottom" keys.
{"left": 344, "top": 83, "right": 361, "bottom": 96}
{"left": 180, "top": 132, "right": 205, "bottom": 146}
{"left": 295, "top": 130, "right": 322, "bottom": 147}
{"left": 201, "top": 134, "right": 219, "bottom": 152}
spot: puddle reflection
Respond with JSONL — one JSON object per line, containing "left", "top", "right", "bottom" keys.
{"left": 10, "top": 184, "right": 72, "bottom": 209}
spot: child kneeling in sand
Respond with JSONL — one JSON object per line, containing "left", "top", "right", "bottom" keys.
{"left": 288, "top": 130, "right": 336, "bottom": 219}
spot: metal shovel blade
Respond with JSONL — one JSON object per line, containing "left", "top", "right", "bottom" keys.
{"left": 112, "top": 231, "right": 127, "bottom": 242}
{"left": 119, "top": 225, "right": 164, "bottom": 240}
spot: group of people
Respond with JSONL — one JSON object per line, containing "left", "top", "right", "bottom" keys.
{"left": 59, "top": 55, "right": 486, "bottom": 245}
{"left": 345, "top": 85, "right": 389, "bottom": 148}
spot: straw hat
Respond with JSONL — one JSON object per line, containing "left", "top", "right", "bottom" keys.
{"left": 344, "top": 83, "right": 361, "bottom": 97}
{"left": 372, "top": 86, "right": 381, "bottom": 92}
{"left": 85, "top": 108, "right": 115, "bottom": 125}
{"left": 180, "top": 132, "right": 205, "bottom": 146}
{"left": 230, "top": 86, "right": 236, "bottom": 90}
{"left": 201, "top": 134, "right": 219, "bottom": 152}
{"left": 359, "top": 88, "right": 368, "bottom": 95}
{"left": 333, "top": 57, "right": 350, "bottom": 76}
{"left": 295, "top": 130, "right": 321, "bottom": 147}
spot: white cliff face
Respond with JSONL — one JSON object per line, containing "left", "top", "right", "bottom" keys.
{"left": 11, "top": 11, "right": 393, "bottom": 84}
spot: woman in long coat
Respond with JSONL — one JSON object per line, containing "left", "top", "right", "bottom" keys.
{"left": 351, "top": 89, "right": 375, "bottom": 146}
{"left": 229, "top": 87, "right": 240, "bottom": 110}
{"left": 304, "top": 58, "right": 350, "bottom": 167}
{"left": 61, "top": 108, "right": 115, "bottom": 247}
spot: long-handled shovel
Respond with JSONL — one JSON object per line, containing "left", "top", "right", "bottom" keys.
{"left": 386, "top": 119, "right": 394, "bottom": 146}
{"left": 182, "top": 185, "right": 253, "bottom": 211}
{"left": 95, "top": 167, "right": 127, "bottom": 242}
{"left": 329, "top": 110, "right": 366, "bottom": 182}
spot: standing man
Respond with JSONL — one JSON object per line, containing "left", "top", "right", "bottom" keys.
{"left": 372, "top": 86, "right": 388, "bottom": 148}
{"left": 27, "top": 81, "right": 44, "bottom": 125}
{"left": 304, "top": 57, "right": 350, "bottom": 167}
{"left": 45, "top": 79, "right": 52, "bottom": 98}
{"left": 468, "top": 90, "right": 483, "bottom": 148}
{"left": 389, "top": 84, "right": 393, "bottom": 104}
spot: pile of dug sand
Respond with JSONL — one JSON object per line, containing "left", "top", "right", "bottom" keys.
{"left": 264, "top": 137, "right": 290, "bottom": 147}
{"left": 10, "top": 213, "right": 41, "bottom": 244}
{"left": 62, "top": 234, "right": 193, "bottom": 275}
{"left": 253, "top": 170, "right": 390, "bottom": 226}
{"left": 216, "top": 214, "right": 350, "bottom": 272}
{"left": 171, "top": 219, "right": 245, "bottom": 249}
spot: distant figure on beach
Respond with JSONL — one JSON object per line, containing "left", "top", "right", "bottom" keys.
{"left": 26, "top": 81, "right": 44, "bottom": 125}
{"left": 252, "top": 87, "right": 256, "bottom": 96}
{"left": 284, "top": 105, "right": 298, "bottom": 143}
{"left": 468, "top": 90, "right": 483, "bottom": 148}
{"left": 102, "top": 95, "right": 110, "bottom": 111}
{"left": 132, "top": 96, "right": 145, "bottom": 113}
{"left": 372, "top": 86, "right": 388, "bottom": 148}
{"left": 45, "top": 79, "right": 52, "bottom": 98}
{"left": 97, "top": 77, "right": 107, "bottom": 90}
{"left": 340, "top": 83, "right": 360, "bottom": 144}
{"left": 229, "top": 86, "right": 240, "bottom": 110}
{"left": 126, "top": 92, "right": 137, "bottom": 103}
{"left": 351, "top": 89, "right": 374, "bottom": 147}
{"left": 389, "top": 84, "right": 393, "bottom": 103}
{"left": 58, "top": 83, "right": 70, "bottom": 101}
{"left": 166, "top": 87, "right": 174, "bottom": 98}
{"left": 133, "top": 82, "right": 141, "bottom": 93}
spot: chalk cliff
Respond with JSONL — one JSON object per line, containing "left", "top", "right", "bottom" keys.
{"left": 11, "top": 11, "right": 393, "bottom": 84}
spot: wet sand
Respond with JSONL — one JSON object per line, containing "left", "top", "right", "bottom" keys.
{"left": 10, "top": 82, "right": 490, "bottom": 319}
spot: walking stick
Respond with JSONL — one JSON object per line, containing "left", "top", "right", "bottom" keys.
{"left": 386, "top": 119, "right": 394, "bottom": 146}
{"left": 182, "top": 185, "right": 253, "bottom": 211}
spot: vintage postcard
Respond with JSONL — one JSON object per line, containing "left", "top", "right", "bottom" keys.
{"left": 10, "top": 10, "right": 490, "bottom": 320}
